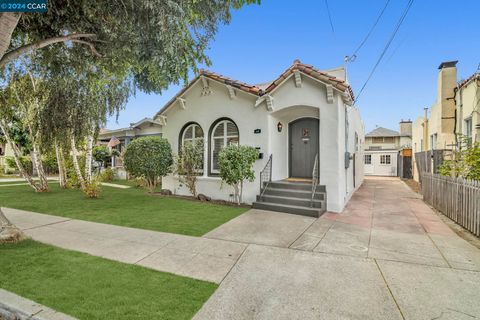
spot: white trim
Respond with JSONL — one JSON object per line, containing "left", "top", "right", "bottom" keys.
{"left": 181, "top": 123, "right": 204, "bottom": 145}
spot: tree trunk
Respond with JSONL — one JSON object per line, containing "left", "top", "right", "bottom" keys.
{"left": 84, "top": 134, "right": 94, "bottom": 183}
{"left": 29, "top": 126, "right": 48, "bottom": 192}
{"left": 55, "top": 141, "right": 67, "bottom": 188}
{"left": 31, "top": 143, "right": 49, "bottom": 191}
{"left": 239, "top": 180, "right": 243, "bottom": 205}
{"left": 70, "top": 136, "right": 86, "bottom": 190}
{"left": 0, "top": 13, "right": 21, "bottom": 61}
{"left": 0, "top": 119, "right": 41, "bottom": 191}
{"left": 234, "top": 184, "right": 240, "bottom": 205}
{"left": 0, "top": 207, "right": 26, "bottom": 244}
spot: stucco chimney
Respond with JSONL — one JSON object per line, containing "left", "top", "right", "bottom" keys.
{"left": 437, "top": 61, "right": 457, "bottom": 133}
{"left": 399, "top": 119, "right": 412, "bottom": 137}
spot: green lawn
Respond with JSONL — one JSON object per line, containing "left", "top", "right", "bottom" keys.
{"left": 0, "top": 240, "right": 216, "bottom": 320}
{"left": 0, "top": 184, "right": 247, "bottom": 236}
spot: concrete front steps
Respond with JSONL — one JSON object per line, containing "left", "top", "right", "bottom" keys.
{"left": 253, "top": 181, "right": 326, "bottom": 218}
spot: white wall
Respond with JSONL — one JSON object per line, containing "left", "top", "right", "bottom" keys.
{"left": 364, "top": 150, "right": 398, "bottom": 176}
{"left": 346, "top": 106, "right": 365, "bottom": 202}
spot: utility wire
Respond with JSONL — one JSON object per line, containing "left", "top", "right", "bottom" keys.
{"left": 354, "top": 0, "right": 414, "bottom": 104}
{"left": 324, "top": 0, "right": 335, "bottom": 34}
{"left": 349, "top": 0, "right": 391, "bottom": 62}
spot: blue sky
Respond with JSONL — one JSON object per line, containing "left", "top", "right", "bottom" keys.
{"left": 106, "top": 0, "right": 480, "bottom": 133}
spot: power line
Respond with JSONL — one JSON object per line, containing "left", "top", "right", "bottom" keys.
{"left": 354, "top": 0, "right": 414, "bottom": 104}
{"left": 348, "top": 0, "right": 391, "bottom": 62}
{"left": 324, "top": 0, "right": 335, "bottom": 34}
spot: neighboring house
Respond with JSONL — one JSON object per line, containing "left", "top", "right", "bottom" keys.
{"left": 412, "top": 61, "right": 480, "bottom": 181}
{"left": 145, "top": 60, "right": 364, "bottom": 213}
{"left": 455, "top": 72, "right": 479, "bottom": 144}
{"left": 98, "top": 118, "right": 163, "bottom": 172}
{"left": 364, "top": 121, "right": 412, "bottom": 177}
{"left": 0, "top": 141, "right": 16, "bottom": 173}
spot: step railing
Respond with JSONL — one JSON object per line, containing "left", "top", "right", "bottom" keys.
{"left": 311, "top": 153, "right": 319, "bottom": 207}
{"left": 259, "top": 154, "right": 272, "bottom": 198}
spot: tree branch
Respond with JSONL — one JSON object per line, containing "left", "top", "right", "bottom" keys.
{"left": 71, "top": 39, "right": 103, "bottom": 57}
{"left": 0, "top": 33, "right": 97, "bottom": 68}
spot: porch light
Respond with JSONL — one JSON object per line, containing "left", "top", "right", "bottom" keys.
{"left": 277, "top": 122, "right": 283, "bottom": 132}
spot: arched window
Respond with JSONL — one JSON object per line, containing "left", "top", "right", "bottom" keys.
{"left": 210, "top": 119, "right": 239, "bottom": 173}
{"left": 180, "top": 122, "right": 204, "bottom": 170}
{"left": 181, "top": 123, "right": 204, "bottom": 146}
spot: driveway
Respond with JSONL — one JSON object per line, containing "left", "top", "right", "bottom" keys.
{"left": 195, "top": 177, "right": 480, "bottom": 319}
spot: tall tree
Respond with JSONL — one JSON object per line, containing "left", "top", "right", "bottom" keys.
{"left": 1, "top": 0, "right": 259, "bottom": 92}
{"left": 0, "top": 72, "right": 47, "bottom": 192}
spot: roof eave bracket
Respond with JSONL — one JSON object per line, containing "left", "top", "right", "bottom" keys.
{"left": 255, "top": 94, "right": 274, "bottom": 111}
{"left": 294, "top": 70, "right": 302, "bottom": 88}
{"left": 326, "top": 84, "right": 334, "bottom": 104}
{"left": 177, "top": 98, "right": 186, "bottom": 110}
{"left": 226, "top": 84, "right": 236, "bottom": 99}
{"left": 201, "top": 76, "right": 212, "bottom": 96}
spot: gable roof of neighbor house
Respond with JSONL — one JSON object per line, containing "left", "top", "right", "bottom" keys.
{"left": 154, "top": 59, "right": 354, "bottom": 118}
{"left": 366, "top": 127, "right": 400, "bottom": 137}
{"left": 99, "top": 118, "right": 162, "bottom": 137}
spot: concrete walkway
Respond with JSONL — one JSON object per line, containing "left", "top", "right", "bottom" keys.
{"left": 195, "top": 178, "right": 480, "bottom": 319}
{"left": 99, "top": 182, "right": 132, "bottom": 189}
{"left": 3, "top": 177, "right": 480, "bottom": 319}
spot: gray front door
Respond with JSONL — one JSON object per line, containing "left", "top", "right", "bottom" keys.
{"left": 289, "top": 118, "right": 319, "bottom": 178}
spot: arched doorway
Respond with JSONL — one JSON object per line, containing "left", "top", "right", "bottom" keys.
{"left": 289, "top": 117, "right": 319, "bottom": 178}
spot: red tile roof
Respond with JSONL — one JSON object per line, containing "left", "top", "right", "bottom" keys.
{"left": 263, "top": 59, "right": 354, "bottom": 99}
{"left": 156, "top": 60, "right": 354, "bottom": 117}
{"left": 458, "top": 72, "right": 480, "bottom": 89}
{"left": 199, "top": 70, "right": 262, "bottom": 95}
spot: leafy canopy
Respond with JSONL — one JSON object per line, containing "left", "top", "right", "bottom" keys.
{"left": 7, "top": 0, "right": 260, "bottom": 93}
{"left": 218, "top": 145, "right": 258, "bottom": 186}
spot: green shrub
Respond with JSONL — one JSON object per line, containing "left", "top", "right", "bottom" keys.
{"left": 438, "top": 136, "right": 480, "bottom": 180}
{"left": 41, "top": 153, "right": 58, "bottom": 175}
{"left": 123, "top": 137, "right": 173, "bottom": 191}
{"left": 218, "top": 145, "right": 258, "bottom": 204}
{"left": 175, "top": 140, "right": 204, "bottom": 197}
{"left": 98, "top": 167, "right": 115, "bottom": 182}
{"left": 83, "top": 178, "right": 101, "bottom": 198}
{"left": 5, "top": 156, "right": 32, "bottom": 174}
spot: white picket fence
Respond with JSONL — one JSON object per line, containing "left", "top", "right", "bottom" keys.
{"left": 421, "top": 172, "right": 480, "bottom": 237}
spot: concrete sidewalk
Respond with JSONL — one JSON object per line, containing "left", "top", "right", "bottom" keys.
{"left": 3, "top": 207, "right": 247, "bottom": 284}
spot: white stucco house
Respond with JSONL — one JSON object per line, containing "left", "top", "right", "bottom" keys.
{"left": 148, "top": 60, "right": 364, "bottom": 214}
